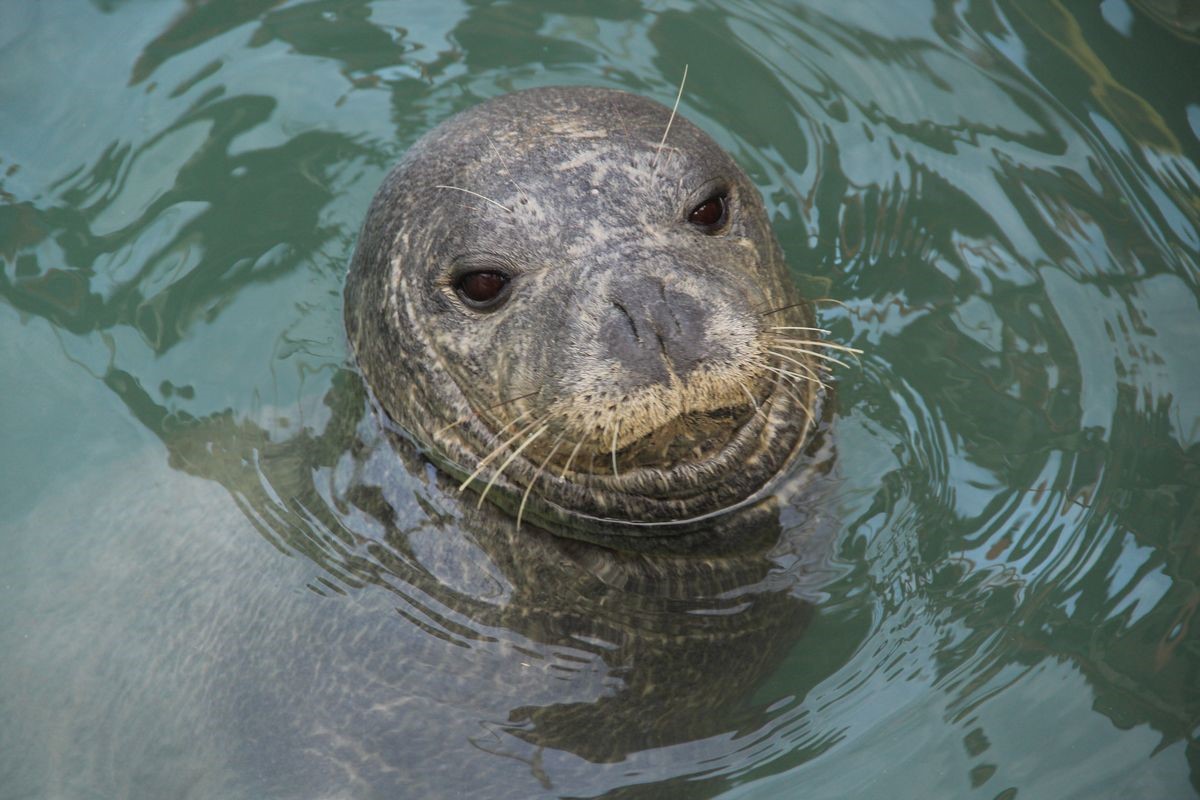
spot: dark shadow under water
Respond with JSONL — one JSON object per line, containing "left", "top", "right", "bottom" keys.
{"left": 19, "top": 366, "right": 842, "bottom": 798}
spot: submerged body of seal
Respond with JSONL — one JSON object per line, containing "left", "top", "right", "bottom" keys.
{"left": 346, "top": 85, "right": 841, "bottom": 548}
{"left": 9, "top": 88, "right": 851, "bottom": 800}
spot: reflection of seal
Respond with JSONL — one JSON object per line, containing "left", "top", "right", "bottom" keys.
{"left": 346, "top": 86, "right": 836, "bottom": 547}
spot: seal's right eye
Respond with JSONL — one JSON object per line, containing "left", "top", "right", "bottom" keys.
{"left": 456, "top": 270, "right": 510, "bottom": 309}
{"left": 688, "top": 192, "right": 728, "bottom": 233}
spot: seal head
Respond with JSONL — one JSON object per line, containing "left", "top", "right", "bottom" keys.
{"left": 345, "top": 86, "right": 825, "bottom": 548}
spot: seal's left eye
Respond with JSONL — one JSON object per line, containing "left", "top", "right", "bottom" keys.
{"left": 688, "top": 193, "right": 728, "bottom": 232}
{"left": 456, "top": 270, "right": 510, "bottom": 309}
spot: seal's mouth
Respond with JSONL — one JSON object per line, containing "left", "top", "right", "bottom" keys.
{"left": 516, "top": 366, "right": 805, "bottom": 501}
{"left": 505, "top": 370, "right": 820, "bottom": 541}
{"left": 428, "top": 359, "right": 822, "bottom": 548}
{"left": 510, "top": 356, "right": 779, "bottom": 482}
{"left": 569, "top": 402, "right": 758, "bottom": 475}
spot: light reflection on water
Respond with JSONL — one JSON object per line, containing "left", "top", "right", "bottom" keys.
{"left": 1, "top": 1, "right": 1197, "bottom": 797}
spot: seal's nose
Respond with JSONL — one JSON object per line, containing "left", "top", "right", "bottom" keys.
{"left": 600, "top": 278, "right": 711, "bottom": 385}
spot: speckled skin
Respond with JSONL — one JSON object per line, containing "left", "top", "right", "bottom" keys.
{"left": 345, "top": 86, "right": 821, "bottom": 549}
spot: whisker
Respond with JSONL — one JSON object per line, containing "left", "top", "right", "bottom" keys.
{"left": 771, "top": 343, "right": 852, "bottom": 370}
{"left": 765, "top": 349, "right": 833, "bottom": 390}
{"left": 652, "top": 64, "right": 688, "bottom": 170}
{"left": 759, "top": 368, "right": 817, "bottom": 427}
{"left": 434, "top": 391, "right": 539, "bottom": 436}
{"left": 788, "top": 387, "right": 816, "bottom": 427}
{"left": 759, "top": 301, "right": 811, "bottom": 318}
{"left": 558, "top": 436, "right": 587, "bottom": 480}
{"left": 453, "top": 407, "right": 535, "bottom": 450}
{"left": 517, "top": 432, "right": 565, "bottom": 530}
{"left": 458, "top": 412, "right": 548, "bottom": 492}
{"left": 478, "top": 407, "right": 536, "bottom": 442}
{"left": 769, "top": 334, "right": 864, "bottom": 357}
{"left": 611, "top": 420, "right": 622, "bottom": 478}
{"left": 433, "top": 184, "right": 513, "bottom": 214}
{"left": 484, "top": 134, "right": 531, "bottom": 204}
{"left": 768, "top": 325, "right": 832, "bottom": 335}
{"left": 739, "top": 384, "right": 760, "bottom": 412}
{"left": 763, "top": 348, "right": 825, "bottom": 376}
{"left": 759, "top": 362, "right": 827, "bottom": 391}
{"left": 477, "top": 425, "right": 548, "bottom": 509}
{"left": 756, "top": 348, "right": 825, "bottom": 380}
{"left": 739, "top": 383, "right": 772, "bottom": 426}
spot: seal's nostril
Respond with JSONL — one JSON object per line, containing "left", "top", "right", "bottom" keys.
{"left": 599, "top": 278, "right": 716, "bottom": 384}
{"left": 611, "top": 300, "right": 641, "bottom": 343}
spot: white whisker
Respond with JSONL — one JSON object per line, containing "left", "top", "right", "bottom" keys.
{"left": 611, "top": 420, "right": 622, "bottom": 478}
{"left": 768, "top": 326, "right": 832, "bottom": 335}
{"left": 759, "top": 362, "right": 827, "bottom": 391}
{"left": 739, "top": 384, "right": 772, "bottom": 425}
{"left": 758, "top": 366, "right": 817, "bottom": 426}
{"left": 458, "top": 412, "right": 545, "bottom": 492}
{"left": 652, "top": 64, "right": 688, "bottom": 169}
{"left": 433, "top": 184, "right": 513, "bottom": 214}
{"left": 739, "top": 384, "right": 760, "bottom": 412}
{"left": 765, "top": 349, "right": 833, "bottom": 391}
{"left": 770, "top": 343, "right": 852, "bottom": 370}
{"left": 477, "top": 425, "right": 548, "bottom": 509}
{"left": 437, "top": 403, "right": 532, "bottom": 438}
{"left": 517, "top": 432, "right": 565, "bottom": 530}
{"left": 484, "top": 134, "right": 530, "bottom": 205}
{"left": 770, "top": 334, "right": 864, "bottom": 357}
{"left": 558, "top": 437, "right": 587, "bottom": 480}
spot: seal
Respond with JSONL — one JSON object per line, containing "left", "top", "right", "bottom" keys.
{"left": 345, "top": 85, "right": 841, "bottom": 548}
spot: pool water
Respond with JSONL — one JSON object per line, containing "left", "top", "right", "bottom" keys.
{"left": 1, "top": 1, "right": 1198, "bottom": 798}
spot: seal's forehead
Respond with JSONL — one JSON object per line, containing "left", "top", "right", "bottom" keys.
{"left": 392, "top": 86, "right": 753, "bottom": 254}
{"left": 421, "top": 86, "right": 735, "bottom": 176}
{"left": 471, "top": 85, "right": 680, "bottom": 134}
{"left": 487, "top": 123, "right": 721, "bottom": 188}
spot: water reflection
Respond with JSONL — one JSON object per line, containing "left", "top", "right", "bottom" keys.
{"left": 91, "top": 363, "right": 847, "bottom": 795}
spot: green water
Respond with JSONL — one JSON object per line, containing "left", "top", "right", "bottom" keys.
{"left": 2, "top": 1, "right": 1198, "bottom": 798}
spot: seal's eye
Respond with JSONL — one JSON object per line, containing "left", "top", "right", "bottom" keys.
{"left": 688, "top": 193, "right": 728, "bottom": 232}
{"left": 456, "top": 270, "right": 510, "bottom": 309}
